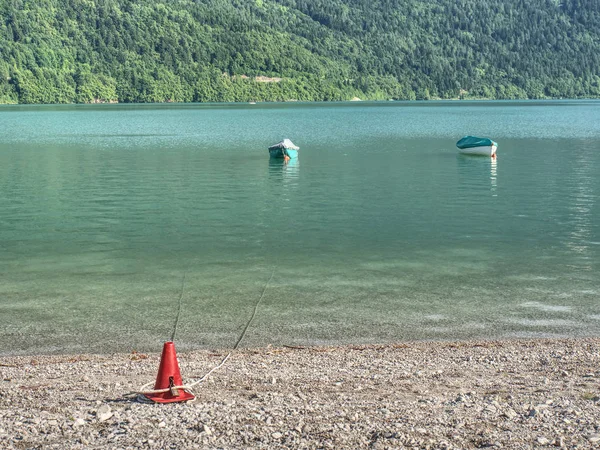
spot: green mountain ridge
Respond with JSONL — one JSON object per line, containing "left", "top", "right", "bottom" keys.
{"left": 1, "top": 0, "right": 599, "bottom": 103}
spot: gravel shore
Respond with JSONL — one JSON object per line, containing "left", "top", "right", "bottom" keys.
{"left": 1, "top": 338, "right": 599, "bottom": 449}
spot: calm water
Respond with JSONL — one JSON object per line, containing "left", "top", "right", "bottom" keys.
{"left": 1, "top": 101, "right": 599, "bottom": 355}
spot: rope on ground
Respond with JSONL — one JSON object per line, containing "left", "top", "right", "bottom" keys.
{"left": 128, "top": 270, "right": 274, "bottom": 398}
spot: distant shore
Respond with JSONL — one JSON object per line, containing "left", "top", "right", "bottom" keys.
{"left": 1, "top": 97, "right": 599, "bottom": 106}
{"left": 1, "top": 338, "right": 599, "bottom": 449}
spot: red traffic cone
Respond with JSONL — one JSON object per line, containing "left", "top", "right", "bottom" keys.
{"left": 144, "top": 342, "right": 195, "bottom": 403}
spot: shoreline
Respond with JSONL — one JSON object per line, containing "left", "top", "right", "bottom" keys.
{"left": 1, "top": 98, "right": 599, "bottom": 108}
{"left": 1, "top": 337, "right": 599, "bottom": 448}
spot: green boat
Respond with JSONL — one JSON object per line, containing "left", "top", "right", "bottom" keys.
{"left": 456, "top": 136, "right": 498, "bottom": 156}
{"left": 269, "top": 139, "right": 299, "bottom": 159}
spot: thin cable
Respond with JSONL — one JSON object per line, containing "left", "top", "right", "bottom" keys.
{"left": 130, "top": 270, "right": 275, "bottom": 397}
{"left": 233, "top": 270, "right": 274, "bottom": 350}
{"left": 170, "top": 272, "right": 187, "bottom": 342}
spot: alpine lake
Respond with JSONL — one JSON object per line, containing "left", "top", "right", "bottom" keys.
{"left": 1, "top": 100, "right": 599, "bottom": 355}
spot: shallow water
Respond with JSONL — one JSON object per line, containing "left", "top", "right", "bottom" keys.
{"left": 0, "top": 101, "right": 599, "bottom": 355}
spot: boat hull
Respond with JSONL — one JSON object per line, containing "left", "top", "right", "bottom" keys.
{"left": 269, "top": 148, "right": 298, "bottom": 159}
{"left": 458, "top": 145, "right": 497, "bottom": 157}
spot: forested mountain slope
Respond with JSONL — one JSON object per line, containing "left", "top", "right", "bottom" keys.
{"left": 1, "top": 0, "right": 599, "bottom": 103}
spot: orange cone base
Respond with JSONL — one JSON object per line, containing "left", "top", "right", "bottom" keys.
{"left": 144, "top": 341, "right": 196, "bottom": 403}
{"left": 144, "top": 390, "right": 195, "bottom": 403}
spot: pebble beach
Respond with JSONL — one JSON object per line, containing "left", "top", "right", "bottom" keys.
{"left": 1, "top": 338, "right": 600, "bottom": 449}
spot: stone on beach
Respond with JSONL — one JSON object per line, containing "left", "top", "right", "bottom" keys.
{"left": 0, "top": 338, "right": 599, "bottom": 449}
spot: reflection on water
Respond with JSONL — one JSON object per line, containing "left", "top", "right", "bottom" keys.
{"left": 268, "top": 157, "right": 300, "bottom": 183}
{"left": 490, "top": 157, "right": 498, "bottom": 197}
{"left": 266, "top": 157, "right": 301, "bottom": 209}
{"left": 564, "top": 140, "right": 595, "bottom": 268}
{"left": 456, "top": 154, "right": 500, "bottom": 200}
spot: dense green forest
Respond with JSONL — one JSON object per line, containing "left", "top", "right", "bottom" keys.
{"left": 1, "top": 0, "right": 599, "bottom": 103}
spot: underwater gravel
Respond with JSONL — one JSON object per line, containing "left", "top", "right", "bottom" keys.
{"left": 1, "top": 338, "right": 600, "bottom": 449}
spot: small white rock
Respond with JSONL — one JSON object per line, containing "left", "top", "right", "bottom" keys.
{"left": 73, "top": 418, "right": 85, "bottom": 427}
{"left": 96, "top": 405, "right": 112, "bottom": 422}
{"left": 537, "top": 437, "right": 550, "bottom": 445}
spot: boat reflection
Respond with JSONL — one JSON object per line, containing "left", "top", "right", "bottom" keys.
{"left": 490, "top": 156, "right": 497, "bottom": 197}
{"left": 267, "top": 157, "right": 300, "bottom": 206}
{"left": 268, "top": 156, "right": 300, "bottom": 182}
{"left": 456, "top": 154, "right": 499, "bottom": 198}
{"left": 564, "top": 143, "right": 595, "bottom": 265}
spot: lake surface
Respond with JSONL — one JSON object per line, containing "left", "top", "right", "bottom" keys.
{"left": 1, "top": 101, "right": 599, "bottom": 355}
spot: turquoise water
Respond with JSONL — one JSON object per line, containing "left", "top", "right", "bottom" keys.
{"left": 1, "top": 101, "right": 599, "bottom": 355}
